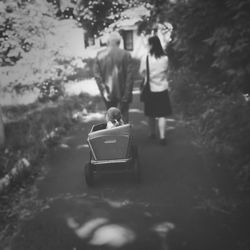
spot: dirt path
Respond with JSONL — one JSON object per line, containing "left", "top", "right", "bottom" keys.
{"left": 6, "top": 91, "right": 248, "bottom": 250}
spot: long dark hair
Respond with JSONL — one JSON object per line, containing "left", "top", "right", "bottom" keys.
{"left": 148, "top": 36, "right": 165, "bottom": 58}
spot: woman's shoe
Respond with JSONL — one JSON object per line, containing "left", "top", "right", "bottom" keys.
{"left": 159, "top": 138, "right": 166, "bottom": 146}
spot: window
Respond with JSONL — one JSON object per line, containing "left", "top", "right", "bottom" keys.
{"left": 123, "top": 30, "right": 133, "bottom": 51}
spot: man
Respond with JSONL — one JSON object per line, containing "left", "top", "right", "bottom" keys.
{"left": 93, "top": 32, "right": 133, "bottom": 123}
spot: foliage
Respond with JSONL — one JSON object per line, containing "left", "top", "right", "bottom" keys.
{"left": 0, "top": 0, "right": 89, "bottom": 102}
{"left": 160, "top": 0, "right": 250, "bottom": 94}
{"left": 200, "top": 96, "right": 250, "bottom": 159}
{"left": 70, "top": 57, "right": 95, "bottom": 80}
{"left": 200, "top": 96, "right": 250, "bottom": 189}
{"left": 0, "top": 0, "right": 56, "bottom": 66}
{"left": 0, "top": 93, "right": 102, "bottom": 179}
{"left": 76, "top": 0, "right": 126, "bottom": 36}
{"left": 51, "top": 0, "right": 150, "bottom": 36}
{"left": 38, "top": 79, "right": 65, "bottom": 102}
{"left": 152, "top": 0, "right": 250, "bottom": 188}
{"left": 171, "top": 68, "right": 250, "bottom": 189}
{"left": 0, "top": 0, "right": 151, "bottom": 101}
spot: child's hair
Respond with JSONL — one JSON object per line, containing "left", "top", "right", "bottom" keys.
{"left": 106, "top": 107, "right": 123, "bottom": 127}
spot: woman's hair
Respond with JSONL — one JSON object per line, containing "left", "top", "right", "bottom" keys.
{"left": 148, "top": 36, "right": 165, "bottom": 58}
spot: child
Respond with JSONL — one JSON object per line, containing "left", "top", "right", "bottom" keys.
{"left": 106, "top": 107, "right": 124, "bottom": 129}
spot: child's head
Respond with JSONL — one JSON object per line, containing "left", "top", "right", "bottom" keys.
{"left": 106, "top": 107, "right": 122, "bottom": 126}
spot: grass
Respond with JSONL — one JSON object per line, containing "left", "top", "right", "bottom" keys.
{"left": 0, "top": 93, "right": 103, "bottom": 248}
{"left": 0, "top": 93, "right": 102, "bottom": 180}
{"left": 170, "top": 68, "right": 250, "bottom": 191}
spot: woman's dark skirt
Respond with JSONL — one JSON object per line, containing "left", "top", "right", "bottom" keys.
{"left": 144, "top": 89, "right": 172, "bottom": 117}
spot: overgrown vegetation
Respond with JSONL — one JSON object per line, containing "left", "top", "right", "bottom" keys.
{"left": 164, "top": 0, "right": 250, "bottom": 93}
{"left": 157, "top": 0, "right": 250, "bottom": 190}
{"left": 171, "top": 70, "right": 250, "bottom": 189}
{"left": 0, "top": 94, "right": 102, "bottom": 181}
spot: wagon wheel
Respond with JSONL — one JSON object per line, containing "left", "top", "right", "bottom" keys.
{"left": 84, "top": 163, "right": 94, "bottom": 187}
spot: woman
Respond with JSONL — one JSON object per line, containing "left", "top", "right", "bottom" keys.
{"left": 140, "top": 36, "right": 172, "bottom": 145}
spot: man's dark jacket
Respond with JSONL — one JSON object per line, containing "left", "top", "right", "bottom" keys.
{"left": 93, "top": 46, "right": 134, "bottom": 103}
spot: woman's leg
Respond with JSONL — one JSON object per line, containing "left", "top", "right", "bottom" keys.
{"left": 158, "top": 117, "right": 166, "bottom": 139}
{"left": 148, "top": 117, "right": 156, "bottom": 137}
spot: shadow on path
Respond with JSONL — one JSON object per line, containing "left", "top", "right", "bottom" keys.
{"left": 8, "top": 91, "right": 247, "bottom": 250}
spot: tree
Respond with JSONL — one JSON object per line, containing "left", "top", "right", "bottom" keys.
{"left": 76, "top": 0, "right": 127, "bottom": 37}
{"left": 156, "top": 0, "right": 250, "bottom": 93}
{"left": 53, "top": 0, "right": 150, "bottom": 37}
{"left": 0, "top": 0, "right": 57, "bottom": 66}
{"left": 0, "top": 0, "right": 85, "bottom": 102}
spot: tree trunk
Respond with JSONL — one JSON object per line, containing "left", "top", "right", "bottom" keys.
{"left": 0, "top": 106, "right": 5, "bottom": 148}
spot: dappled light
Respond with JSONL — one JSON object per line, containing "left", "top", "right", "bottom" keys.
{"left": 152, "top": 222, "right": 175, "bottom": 237}
{"left": 132, "top": 88, "right": 141, "bottom": 95}
{"left": 152, "top": 222, "right": 175, "bottom": 250}
{"left": 67, "top": 217, "right": 136, "bottom": 248}
{"left": 166, "top": 126, "right": 176, "bottom": 131}
{"left": 129, "top": 108, "right": 144, "bottom": 114}
{"left": 80, "top": 112, "right": 105, "bottom": 123}
{"left": 89, "top": 224, "right": 135, "bottom": 247}
{"left": 0, "top": 88, "right": 40, "bottom": 106}
{"left": 140, "top": 120, "right": 148, "bottom": 126}
{"left": 67, "top": 217, "right": 108, "bottom": 239}
{"left": 76, "top": 144, "right": 89, "bottom": 149}
{"left": 72, "top": 110, "right": 105, "bottom": 123}
{"left": 62, "top": 135, "right": 75, "bottom": 142}
{"left": 103, "top": 198, "right": 131, "bottom": 208}
{"left": 166, "top": 118, "right": 176, "bottom": 122}
{"left": 58, "top": 143, "right": 70, "bottom": 149}
{"left": 64, "top": 79, "right": 100, "bottom": 96}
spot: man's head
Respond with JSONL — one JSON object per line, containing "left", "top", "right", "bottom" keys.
{"left": 107, "top": 31, "right": 121, "bottom": 47}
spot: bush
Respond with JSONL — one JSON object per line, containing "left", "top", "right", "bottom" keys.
{"left": 38, "top": 79, "right": 65, "bottom": 102}
{"left": 170, "top": 68, "right": 221, "bottom": 116}
{"left": 161, "top": 0, "right": 250, "bottom": 94}
{"left": 199, "top": 95, "right": 250, "bottom": 162}
{"left": 171, "top": 68, "right": 250, "bottom": 188}
{"left": 202, "top": 96, "right": 250, "bottom": 189}
{"left": 0, "top": 94, "right": 102, "bottom": 179}
{"left": 66, "top": 58, "right": 95, "bottom": 81}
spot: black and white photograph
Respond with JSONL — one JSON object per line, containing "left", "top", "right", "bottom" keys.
{"left": 1, "top": 0, "right": 250, "bottom": 249}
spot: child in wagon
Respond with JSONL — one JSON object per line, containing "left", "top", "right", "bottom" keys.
{"left": 105, "top": 107, "right": 124, "bottom": 129}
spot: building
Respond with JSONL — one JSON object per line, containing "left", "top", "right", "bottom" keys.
{"left": 96, "top": 5, "right": 173, "bottom": 59}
